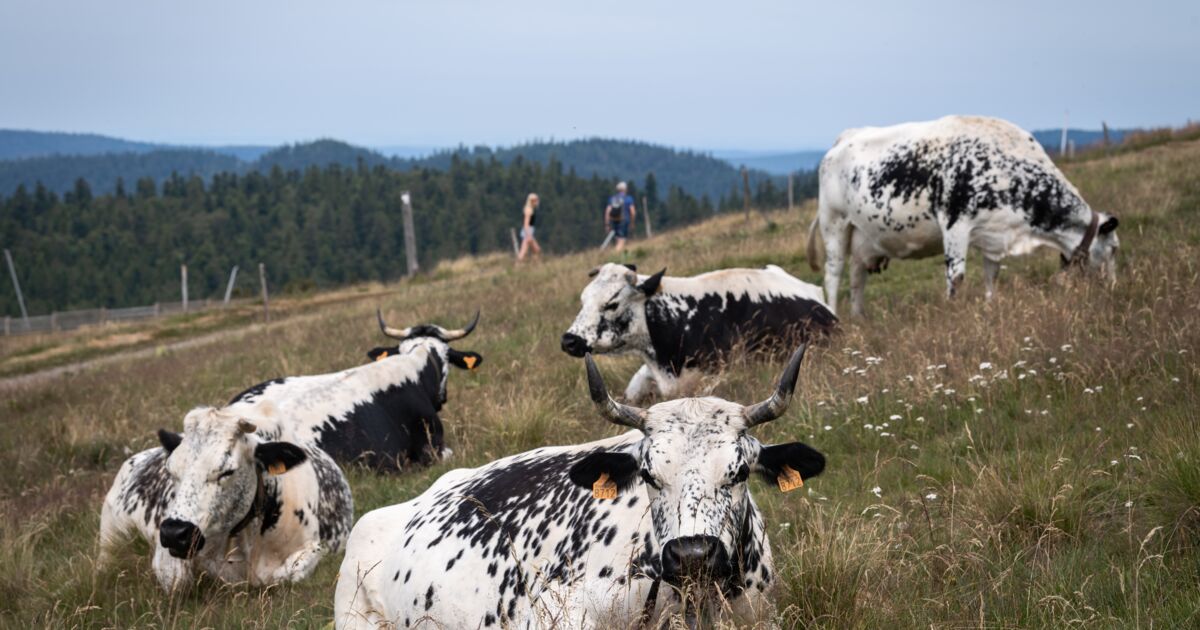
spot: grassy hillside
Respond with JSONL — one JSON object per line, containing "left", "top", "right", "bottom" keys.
{"left": 0, "top": 137, "right": 1197, "bottom": 628}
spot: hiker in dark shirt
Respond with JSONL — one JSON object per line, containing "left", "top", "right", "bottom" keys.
{"left": 604, "top": 181, "right": 636, "bottom": 252}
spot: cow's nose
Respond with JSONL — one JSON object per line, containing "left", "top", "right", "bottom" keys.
{"left": 560, "top": 333, "right": 590, "bottom": 357}
{"left": 159, "top": 518, "right": 205, "bottom": 559}
{"left": 661, "top": 535, "right": 727, "bottom": 583}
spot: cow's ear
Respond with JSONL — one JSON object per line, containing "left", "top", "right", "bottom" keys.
{"left": 255, "top": 442, "right": 308, "bottom": 476}
{"left": 755, "top": 442, "right": 825, "bottom": 492}
{"left": 448, "top": 349, "right": 483, "bottom": 371}
{"left": 569, "top": 451, "right": 639, "bottom": 499}
{"left": 157, "top": 429, "right": 182, "bottom": 454}
{"left": 638, "top": 268, "right": 666, "bottom": 297}
{"left": 622, "top": 263, "right": 638, "bottom": 273}
{"left": 1099, "top": 216, "right": 1119, "bottom": 235}
{"left": 367, "top": 347, "right": 394, "bottom": 362}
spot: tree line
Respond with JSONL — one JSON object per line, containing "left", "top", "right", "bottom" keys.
{"left": 0, "top": 156, "right": 813, "bottom": 315}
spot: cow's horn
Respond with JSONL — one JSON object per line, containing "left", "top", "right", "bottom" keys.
{"left": 584, "top": 354, "right": 646, "bottom": 430}
{"left": 377, "top": 308, "right": 413, "bottom": 340}
{"left": 436, "top": 310, "right": 480, "bottom": 342}
{"left": 236, "top": 419, "right": 257, "bottom": 434}
{"left": 743, "top": 345, "right": 807, "bottom": 427}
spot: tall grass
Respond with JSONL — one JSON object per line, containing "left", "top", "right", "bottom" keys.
{"left": 0, "top": 139, "right": 1198, "bottom": 628}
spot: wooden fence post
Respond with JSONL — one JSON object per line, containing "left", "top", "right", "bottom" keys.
{"left": 741, "top": 167, "right": 751, "bottom": 222}
{"left": 154, "top": 302, "right": 161, "bottom": 318}
{"left": 50, "top": 311, "right": 58, "bottom": 332}
{"left": 181, "top": 264, "right": 189, "bottom": 313}
{"left": 224, "top": 266, "right": 239, "bottom": 305}
{"left": 510, "top": 228, "right": 520, "bottom": 257}
{"left": 642, "top": 196, "right": 653, "bottom": 238}
{"left": 258, "top": 263, "right": 271, "bottom": 323}
{"left": 401, "top": 191, "right": 419, "bottom": 277}
{"left": 4, "top": 316, "right": 9, "bottom": 336}
{"left": 4, "top": 248, "right": 30, "bottom": 331}
{"left": 787, "top": 174, "right": 794, "bottom": 211}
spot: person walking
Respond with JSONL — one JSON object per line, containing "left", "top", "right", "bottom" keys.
{"left": 604, "top": 181, "right": 636, "bottom": 252}
{"left": 517, "top": 193, "right": 542, "bottom": 262}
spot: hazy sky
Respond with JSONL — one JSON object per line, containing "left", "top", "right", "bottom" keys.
{"left": 1, "top": 0, "right": 1197, "bottom": 150}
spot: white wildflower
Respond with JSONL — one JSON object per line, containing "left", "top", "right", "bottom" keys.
{"left": 925, "top": 493, "right": 938, "bottom": 501}
{"left": 980, "top": 362, "right": 993, "bottom": 370}
{"left": 889, "top": 414, "right": 902, "bottom": 421}
{"left": 856, "top": 396, "right": 869, "bottom": 404}
{"left": 871, "top": 486, "right": 882, "bottom": 497}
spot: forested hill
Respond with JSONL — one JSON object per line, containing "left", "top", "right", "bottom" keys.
{"left": 0, "top": 157, "right": 798, "bottom": 315}
{"left": 408, "top": 139, "right": 778, "bottom": 202}
{"left": 0, "top": 134, "right": 786, "bottom": 201}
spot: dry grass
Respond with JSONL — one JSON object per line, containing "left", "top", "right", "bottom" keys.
{"left": 0, "top": 139, "right": 1198, "bottom": 628}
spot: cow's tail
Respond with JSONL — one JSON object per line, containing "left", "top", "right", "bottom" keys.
{"left": 806, "top": 216, "right": 823, "bottom": 272}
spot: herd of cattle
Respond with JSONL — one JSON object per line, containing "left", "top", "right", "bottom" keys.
{"left": 95, "top": 116, "right": 1120, "bottom": 628}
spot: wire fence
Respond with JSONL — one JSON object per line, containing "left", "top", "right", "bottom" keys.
{"left": 2, "top": 298, "right": 247, "bottom": 337}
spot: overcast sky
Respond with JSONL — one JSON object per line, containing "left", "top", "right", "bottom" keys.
{"left": 1, "top": 0, "right": 1197, "bottom": 151}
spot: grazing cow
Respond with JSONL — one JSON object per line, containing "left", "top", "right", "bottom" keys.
{"left": 334, "top": 347, "right": 825, "bottom": 629}
{"left": 226, "top": 311, "right": 483, "bottom": 472}
{"left": 98, "top": 407, "right": 353, "bottom": 591}
{"left": 561, "top": 263, "right": 836, "bottom": 400}
{"left": 809, "top": 115, "right": 1120, "bottom": 317}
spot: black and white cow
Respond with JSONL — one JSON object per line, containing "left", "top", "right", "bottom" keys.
{"left": 334, "top": 347, "right": 825, "bottom": 629}
{"left": 225, "top": 311, "right": 483, "bottom": 472}
{"left": 98, "top": 407, "right": 353, "bottom": 591}
{"left": 561, "top": 263, "right": 836, "bottom": 400}
{"left": 809, "top": 115, "right": 1121, "bottom": 317}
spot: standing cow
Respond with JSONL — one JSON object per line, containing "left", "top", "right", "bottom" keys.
{"left": 98, "top": 407, "right": 353, "bottom": 591}
{"left": 226, "top": 311, "right": 483, "bottom": 472}
{"left": 561, "top": 263, "right": 836, "bottom": 400}
{"left": 809, "top": 115, "right": 1120, "bottom": 317}
{"left": 334, "top": 347, "right": 825, "bottom": 629}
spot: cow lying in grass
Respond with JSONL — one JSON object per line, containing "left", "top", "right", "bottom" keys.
{"left": 561, "top": 263, "right": 836, "bottom": 400}
{"left": 809, "top": 115, "right": 1121, "bottom": 317}
{"left": 226, "top": 311, "right": 483, "bottom": 472}
{"left": 98, "top": 407, "right": 352, "bottom": 591}
{"left": 334, "top": 346, "right": 825, "bottom": 629}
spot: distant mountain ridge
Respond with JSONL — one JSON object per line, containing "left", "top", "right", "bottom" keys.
{"left": 0, "top": 132, "right": 789, "bottom": 201}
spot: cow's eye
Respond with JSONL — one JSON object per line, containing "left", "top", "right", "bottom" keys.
{"left": 217, "top": 470, "right": 235, "bottom": 481}
{"left": 639, "top": 469, "right": 662, "bottom": 490}
{"left": 602, "top": 302, "right": 619, "bottom": 312}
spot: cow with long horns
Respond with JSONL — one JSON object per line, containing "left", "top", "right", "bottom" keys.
{"left": 225, "top": 311, "right": 483, "bottom": 472}
{"left": 333, "top": 346, "right": 825, "bottom": 629}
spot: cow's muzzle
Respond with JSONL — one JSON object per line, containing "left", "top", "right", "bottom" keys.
{"left": 560, "top": 333, "right": 591, "bottom": 357}
{"left": 661, "top": 535, "right": 731, "bottom": 587}
{"left": 159, "top": 518, "right": 205, "bottom": 559}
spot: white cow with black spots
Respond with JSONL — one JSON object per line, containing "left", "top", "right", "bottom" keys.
{"left": 334, "top": 346, "right": 825, "bottom": 629}
{"left": 562, "top": 263, "right": 836, "bottom": 400}
{"left": 809, "top": 115, "right": 1120, "bottom": 317}
{"left": 98, "top": 407, "right": 353, "bottom": 591}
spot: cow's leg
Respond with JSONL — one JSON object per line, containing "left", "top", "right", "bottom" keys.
{"left": 267, "top": 541, "right": 325, "bottom": 584}
{"left": 97, "top": 498, "right": 135, "bottom": 570}
{"left": 819, "top": 218, "right": 851, "bottom": 316}
{"left": 983, "top": 256, "right": 1001, "bottom": 300}
{"left": 849, "top": 258, "right": 869, "bottom": 318}
{"left": 624, "top": 364, "right": 658, "bottom": 402}
{"left": 940, "top": 222, "right": 972, "bottom": 299}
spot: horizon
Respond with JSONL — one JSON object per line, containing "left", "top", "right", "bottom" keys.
{"left": 2, "top": 1, "right": 1198, "bottom": 151}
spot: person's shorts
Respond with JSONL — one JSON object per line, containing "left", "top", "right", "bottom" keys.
{"left": 612, "top": 221, "right": 630, "bottom": 239}
{"left": 520, "top": 226, "right": 535, "bottom": 240}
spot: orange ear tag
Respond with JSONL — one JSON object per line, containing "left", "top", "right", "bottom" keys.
{"left": 268, "top": 462, "right": 287, "bottom": 476}
{"left": 777, "top": 465, "right": 804, "bottom": 493}
{"left": 464, "top": 356, "right": 477, "bottom": 370}
{"left": 375, "top": 351, "right": 389, "bottom": 362}
{"left": 593, "top": 472, "right": 618, "bottom": 500}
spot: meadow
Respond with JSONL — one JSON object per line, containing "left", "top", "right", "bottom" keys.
{"left": 0, "top": 137, "right": 1197, "bottom": 628}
